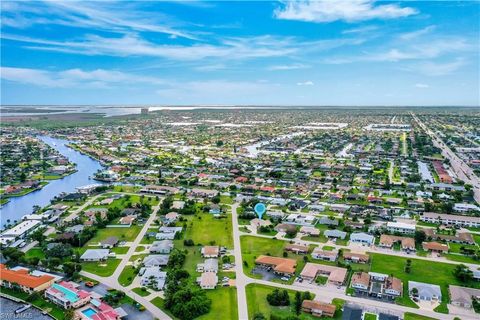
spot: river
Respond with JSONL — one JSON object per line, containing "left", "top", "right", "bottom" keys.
{"left": 0, "top": 136, "right": 104, "bottom": 229}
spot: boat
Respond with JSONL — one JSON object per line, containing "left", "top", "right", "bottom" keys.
{"left": 15, "top": 304, "right": 31, "bottom": 314}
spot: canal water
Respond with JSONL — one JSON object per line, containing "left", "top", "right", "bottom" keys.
{"left": 0, "top": 297, "right": 53, "bottom": 320}
{"left": 0, "top": 136, "right": 104, "bottom": 229}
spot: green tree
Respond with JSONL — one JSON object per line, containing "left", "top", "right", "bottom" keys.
{"left": 294, "top": 291, "right": 302, "bottom": 315}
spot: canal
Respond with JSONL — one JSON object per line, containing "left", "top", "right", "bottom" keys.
{"left": 1, "top": 136, "right": 104, "bottom": 229}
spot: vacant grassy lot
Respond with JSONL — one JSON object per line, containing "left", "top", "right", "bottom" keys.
{"left": 118, "top": 265, "right": 137, "bottom": 286}
{"left": 246, "top": 283, "right": 324, "bottom": 320}
{"left": 81, "top": 258, "right": 121, "bottom": 277}
{"left": 198, "top": 287, "right": 238, "bottom": 320}
{"left": 87, "top": 225, "right": 143, "bottom": 245}
{"left": 25, "top": 247, "right": 46, "bottom": 260}
{"left": 132, "top": 287, "right": 151, "bottom": 297}
{"left": 370, "top": 253, "right": 480, "bottom": 309}
{"left": 183, "top": 213, "right": 233, "bottom": 248}
{"left": 111, "top": 246, "right": 129, "bottom": 254}
{"left": 404, "top": 313, "right": 437, "bottom": 320}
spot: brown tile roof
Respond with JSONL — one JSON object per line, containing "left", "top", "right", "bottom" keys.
{"left": 0, "top": 264, "right": 54, "bottom": 289}
{"left": 351, "top": 272, "right": 370, "bottom": 287}
{"left": 255, "top": 255, "right": 297, "bottom": 274}
{"left": 302, "top": 300, "right": 336, "bottom": 315}
{"left": 344, "top": 252, "right": 369, "bottom": 262}
{"left": 300, "top": 263, "right": 347, "bottom": 284}
{"left": 422, "top": 241, "right": 448, "bottom": 252}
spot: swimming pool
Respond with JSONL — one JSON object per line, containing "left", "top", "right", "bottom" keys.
{"left": 52, "top": 283, "right": 79, "bottom": 303}
{"left": 82, "top": 308, "right": 97, "bottom": 319}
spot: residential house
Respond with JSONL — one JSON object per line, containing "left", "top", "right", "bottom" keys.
{"left": 311, "top": 248, "right": 338, "bottom": 262}
{"left": 420, "top": 212, "right": 480, "bottom": 228}
{"left": 197, "top": 272, "right": 218, "bottom": 289}
{"left": 143, "top": 255, "right": 170, "bottom": 267}
{"left": 324, "top": 229, "right": 347, "bottom": 240}
{"left": 80, "top": 249, "right": 110, "bottom": 262}
{"left": 140, "top": 266, "right": 167, "bottom": 290}
{"left": 201, "top": 246, "right": 220, "bottom": 258}
{"left": 343, "top": 252, "right": 369, "bottom": 264}
{"left": 409, "top": 281, "right": 442, "bottom": 301}
{"left": 150, "top": 240, "right": 174, "bottom": 254}
{"left": 300, "top": 263, "right": 347, "bottom": 286}
{"left": 300, "top": 226, "right": 320, "bottom": 236}
{"left": 449, "top": 285, "right": 480, "bottom": 309}
{"left": 386, "top": 222, "right": 415, "bottom": 234}
{"left": 0, "top": 264, "right": 55, "bottom": 293}
{"left": 100, "top": 236, "right": 118, "bottom": 249}
{"left": 301, "top": 300, "right": 336, "bottom": 318}
{"left": 196, "top": 259, "right": 219, "bottom": 273}
{"left": 285, "top": 244, "right": 309, "bottom": 255}
{"left": 422, "top": 242, "right": 448, "bottom": 253}
{"left": 255, "top": 256, "right": 297, "bottom": 276}
{"left": 351, "top": 272, "right": 402, "bottom": 300}
{"left": 350, "top": 233, "right": 374, "bottom": 246}
{"left": 45, "top": 281, "right": 91, "bottom": 309}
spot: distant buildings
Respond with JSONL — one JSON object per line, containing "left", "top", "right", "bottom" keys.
{"left": 421, "top": 212, "right": 480, "bottom": 228}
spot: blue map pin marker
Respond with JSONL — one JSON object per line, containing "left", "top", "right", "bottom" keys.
{"left": 254, "top": 203, "right": 266, "bottom": 219}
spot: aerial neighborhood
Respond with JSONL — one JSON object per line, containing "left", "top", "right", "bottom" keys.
{"left": 1, "top": 108, "right": 480, "bottom": 320}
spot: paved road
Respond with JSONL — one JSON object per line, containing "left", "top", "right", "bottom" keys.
{"left": 231, "top": 203, "right": 250, "bottom": 320}
{"left": 413, "top": 113, "right": 480, "bottom": 204}
{"left": 63, "top": 194, "right": 103, "bottom": 222}
{"left": 80, "top": 199, "right": 171, "bottom": 320}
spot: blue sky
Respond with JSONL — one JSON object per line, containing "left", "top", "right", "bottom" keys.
{"left": 1, "top": 0, "right": 479, "bottom": 106}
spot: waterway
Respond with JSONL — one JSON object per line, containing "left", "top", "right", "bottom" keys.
{"left": 0, "top": 136, "right": 104, "bottom": 229}
{"left": 0, "top": 297, "right": 53, "bottom": 320}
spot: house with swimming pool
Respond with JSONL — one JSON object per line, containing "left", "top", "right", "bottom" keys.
{"left": 76, "top": 298, "right": 127, "bottom": 320}
{"left": 44, "top": 281, "right": 91, "bottom": 309}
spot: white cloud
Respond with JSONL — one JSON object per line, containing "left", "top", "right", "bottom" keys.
{"left": 1, "top": 0, "right": 196, "bottom": 40}
{"left": 274, "top": 0, "right": 418, "bottom": 23}
{"left": 342, "top": 25, "right": 379, "bottom": 34}
{"left": 414, "top": 58, "right": 467, "bottom": 76}
{"left": 3, "top": 32, "right": 364, "bottom": 62}
{"left": 0, "top": 66, "right": 163, "bottom": 88}
{"left": 399, "top": 25, "right": 436, "bottom": 40}
{"left": 415, "top": 83, "right": 429, "bottom": 88}
{"left": 297, "top": 81, "right": 314, "bottom": 86}
{"left": 267, "top": 63, "right": 310, "bottom": 71}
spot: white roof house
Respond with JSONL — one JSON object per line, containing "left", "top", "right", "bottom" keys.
{"left": 140, "top": 266, "right": 167, "bottom": 290}
{"left": 80, "top": 249, "right": 110, "bottom": 261}
{"left": 386, "top": 222, "right": 416, "bottom": 234}
{"left": 350, "top": 232, "right": 374, "bottom": 245}
{"left": 143, "top": 255, "right": 170, "bottom": 267}
{"left": 1, "top": 220, "right": 41, "bottom": 238}
{"left": 409, "top": 281, "right": 442, "bottom": 301}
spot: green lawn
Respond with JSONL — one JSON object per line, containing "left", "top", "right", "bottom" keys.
{"left": 364, "top": 313, "right": 378, "bottom": 320}
{"left": 132, "top": 287, "right": 151, "bottom": 297}
{"left": 404, "top": 312, "right": 437, "bottom": 320}
{"left": 184, "top": 213, "right": 233, "bottom": 248}
{"left": 150, "top": 297, "right": 177, "bottom": 319}
{"left": 111, "top": 246, "right": 129, "bottom": 254}
{"left": 370, "top": 253, "right": 480, "bottom": 309}
{"left": 220, "top": 195, "right": 234, "bottom": 204}
{"left": 197, "top": 287, "right": 238, "bottom": 320}
{"left": 135, "top": 246, "right": 146, "bottom": 252}
{"left": 81, "top": 258, "right": 121, "bottom": 277}
{"left": 118, "top": 265, "right": 137, "bottom": 286}
{"left": 86, "top": 225, "right": 143, "bottom": 245}
{"left": 241, "top": 235, "right": 285, "bottom": 276}
{"left": 25, "top": 247, "right": 46, "bottom": 260}
{"left": 174, "top": 241, "right": 204, "bottom": 276}
{"left": 246, "top": 283, "right": 321, "bottom": 320}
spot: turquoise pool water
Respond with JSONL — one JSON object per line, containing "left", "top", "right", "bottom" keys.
{"left": 52, "top": 283, "right": 79, "bottom": 303}
{"left": 82, "top": 308, "right": 97, "bottom": 318}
